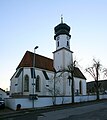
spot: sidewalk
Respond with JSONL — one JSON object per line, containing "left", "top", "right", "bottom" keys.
{"left": 0, "top": 107, "right": 13, "bottom": 114}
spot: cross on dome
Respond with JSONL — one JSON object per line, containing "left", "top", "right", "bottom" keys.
{"left": 61, "top": 14, "right": 63, "bottom": 23}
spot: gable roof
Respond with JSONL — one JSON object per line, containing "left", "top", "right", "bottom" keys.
{"left": 17, "top": 51, "right": 54, "bottom": 71}
{"left": 0, "top": 88, "right": 5, "bottom": 92}
{"left": 17, "top": 51, "right": 86, "bottom": 80}
{"left": 74, "top": 67, "right": 86, "bottom": 80}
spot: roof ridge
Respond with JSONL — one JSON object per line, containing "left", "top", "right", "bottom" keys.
{"left": 27, "top": 50, "right": 53, "bottom": 61}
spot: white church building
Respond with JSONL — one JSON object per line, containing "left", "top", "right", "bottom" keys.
{"left": 9, "top": 18, "right": 87, "bottom": 109}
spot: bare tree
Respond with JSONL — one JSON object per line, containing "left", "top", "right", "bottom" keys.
{"left": 61, "top": 61, "right": 76, "bottom": 103}
{"left": 46, "top": 86, "right": 61, "bottom": 105}
{"left": 86, "top": 59, "right": 102, "bottom": 100}
{"left": 103, "top": 68, "right": 107, "bottom": 78}
{"left": 47, "top": 60, "right": 76, "bottom": 104}
{"left": 46, "top": 71, "right": 63, "bottom": 105}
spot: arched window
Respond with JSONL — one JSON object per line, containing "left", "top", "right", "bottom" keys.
{"left": 67, "top": 41, "right": 69, "bottom": 47}
{"left": 24, "top": 75, "right": 29, "bottom": 92}
{"left": 36, "top": 75, "right": 40, "bottom": 92}
{"left": 79, "top": 81, "right": 82, "bottom": 94}
{"left": 57, "top": 41, "right": 59, "bottom": 47}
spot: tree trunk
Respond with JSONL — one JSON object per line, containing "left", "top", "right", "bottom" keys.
{"left": 53, "top": 72, "right": 56, "bottom": 105}
{"left": 96, "top": 80, "right": 99, "bottom": 100}
{"left": 71, "top": 72, "right": 74, "bottom": 103}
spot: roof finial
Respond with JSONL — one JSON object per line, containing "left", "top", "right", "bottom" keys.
{"left": 61, "top": 14, "right": 63, "bottom": 23}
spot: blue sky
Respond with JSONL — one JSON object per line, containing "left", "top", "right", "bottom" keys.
{"left": 0, "top": 0, "right": 107, "bottom": 90}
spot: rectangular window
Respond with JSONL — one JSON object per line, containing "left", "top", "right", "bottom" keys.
{"left": 42, "top": 70, "right": 49, "bottom": 80}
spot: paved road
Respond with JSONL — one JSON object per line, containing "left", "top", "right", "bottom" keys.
{"left": 1, "top": 100, "right": 107, "bottom": 120}
{"left": 38, "top": 101, "right": 107, "bottom": 120}
{"left": 61, "top": 108, "right": 107, "bottom": 120}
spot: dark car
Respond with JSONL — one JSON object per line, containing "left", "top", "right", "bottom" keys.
{"left": 0, "top": 100, "right": 5, "bottom": 109}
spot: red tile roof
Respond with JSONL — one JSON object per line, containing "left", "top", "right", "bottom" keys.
{"left": 17, "top": 51, "right": 54, "bottom": 71}
{"left": 17, "top": 51, "right": 86, "bottom": 79}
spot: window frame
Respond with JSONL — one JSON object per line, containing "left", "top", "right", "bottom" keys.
{"left": 24, "top": 74, "right": 29, "bottom": 92}
{"left": 36, "top": 75, "right": 40, "bottom": 92}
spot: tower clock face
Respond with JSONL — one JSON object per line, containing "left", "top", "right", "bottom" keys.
{"left": 66, "top": 36, "right": 69, "bottom": 40}
{"left": 57, "top": 36, "right": 60, "bottom": 40}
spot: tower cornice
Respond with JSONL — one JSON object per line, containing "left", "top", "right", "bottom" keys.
{"left": 53, "top": 47, "right": 73, "bottom": 54}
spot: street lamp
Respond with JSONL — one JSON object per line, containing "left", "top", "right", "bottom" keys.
{"left": 32, "top": 46, "right": 38, "bottom": 108}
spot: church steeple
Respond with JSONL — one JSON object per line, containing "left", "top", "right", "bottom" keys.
{"left": 54, "top": 17, "right": 71, "bottom": 50}
{"left": 53, "top": 18, "right": 73, "bottom": 72}
{"left": 53, "top": 18, "right": 73, "bottom": 96}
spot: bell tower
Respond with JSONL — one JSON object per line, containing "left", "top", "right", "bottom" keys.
{"left": 53, "top": 17, "right": 73, "bottom": 71}
{"left": 54, "top": 16, "right": 71, "bottom": 50}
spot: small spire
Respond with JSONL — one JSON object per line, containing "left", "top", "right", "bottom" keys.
{"left": 61, "top": 14, "right": 63, "bottom": 23}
